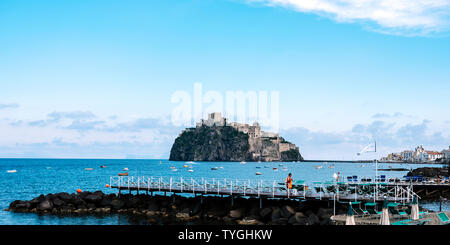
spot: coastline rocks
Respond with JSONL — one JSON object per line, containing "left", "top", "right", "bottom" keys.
{"left": 7, "top": 192, "right": 335, "bottom": 225}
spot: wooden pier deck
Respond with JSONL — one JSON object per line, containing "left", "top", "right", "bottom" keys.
{"left": 109, "top": 176, "right": 433, "bottom": 203}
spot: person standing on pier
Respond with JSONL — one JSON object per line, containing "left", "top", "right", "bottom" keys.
{"left": 285, "top": 173, "right": 293, "bottom": 193}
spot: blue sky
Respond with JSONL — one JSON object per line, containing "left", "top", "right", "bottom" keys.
{"left": 0, "top": 0, "right": 449, "bottom": 159}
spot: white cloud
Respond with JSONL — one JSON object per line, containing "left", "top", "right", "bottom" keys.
{"left": 247, "top": 0, "right": 450, "bottom": 35}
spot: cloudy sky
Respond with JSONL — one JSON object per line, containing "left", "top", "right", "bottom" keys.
{"left": 1, "top": 0, "right": 449, "bottom": 159}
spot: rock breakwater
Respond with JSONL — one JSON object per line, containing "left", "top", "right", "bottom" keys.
{"left": 7, "top": 191, "right": 343, "bottom": 225}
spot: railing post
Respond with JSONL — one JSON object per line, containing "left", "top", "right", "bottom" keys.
{"left": 231, "top": 181, "right": 233, "bottom": 195}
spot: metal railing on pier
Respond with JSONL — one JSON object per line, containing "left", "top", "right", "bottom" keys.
{"left": 109, "top": 176, "right": 420, "bottom": 203}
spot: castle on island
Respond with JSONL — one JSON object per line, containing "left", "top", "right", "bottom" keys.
{"left": 175, "top": 112, "right": 301, "bottom": 162}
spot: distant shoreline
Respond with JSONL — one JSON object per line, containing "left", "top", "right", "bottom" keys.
{"left": 303, "top": 159, "right": 445, "bottom": 164}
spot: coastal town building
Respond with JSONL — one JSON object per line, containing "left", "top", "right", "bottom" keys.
{"left": 381, "top": 145, "right": 448, "bottom": 163}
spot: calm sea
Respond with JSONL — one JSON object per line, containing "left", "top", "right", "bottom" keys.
{"left": 0, "top": 158, "right": 448, "bottom": 225}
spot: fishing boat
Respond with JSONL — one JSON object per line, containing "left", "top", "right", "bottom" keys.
{"left": 211, "top": 167, "right": 219, "bottom": 170}
{"left": 123, "top": 168, "right": 129, "bottom": 171}
{"left": 85, "top": 168, "right": 94, "bottom": 171}
{"left": 118, "top": 172, "right": 128, "bottom": 176}
{"left": 256, "top": 172, "right": 262, "bottom": 175}
{"left": 6, "top": 170, "right": 17, "bottom": 173}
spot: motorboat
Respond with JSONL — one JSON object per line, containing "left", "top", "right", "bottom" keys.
{"left": 313, "top": 165, "right": 323, "bottom": 169}
{"left": 123, "top": 168, "right": 129, "bottom": 171}
{"left": 183, "top": 165, "right": 189, "bottom": 168}
{"left": 171, "top": 168, "right": 178, "bottom": 172}
{"left": 256, "top": 172, "right": 262, "bottom": 175}
{"left": 118, "top": 172, "right": 128, "bottom": 176}
{"left": 100, "top": 165, "right": 107, "bottom": 168}
{"left": 85, "top": 168, "right": 94, "bottom": 171}
{"left": 240, "top": 161, "right": 247, "bottom": 165}
{"left": 7, "top": 170, "right": 17, "bottom": 173}
{"left": 211, "top": 167, "right": 219, "bottom": 170}
{"left": 273, "top": 168, "right": 278, "bottom": 171}
{"left": 188, "top": 169, "right": 194, "bottom": 172}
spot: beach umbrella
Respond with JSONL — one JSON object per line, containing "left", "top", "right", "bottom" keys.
{"left": 411, "top": 196, "right": 419, "bottom": 220}
{"left": 379, "top": 198, "right": 390, "bottom": 225}
{"left": 345, "top": 202, "right": 355, "bottom": 225}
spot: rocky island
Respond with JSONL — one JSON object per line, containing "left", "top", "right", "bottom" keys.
{"left": 169, "top": 113, "right": 303, "bottom": 162}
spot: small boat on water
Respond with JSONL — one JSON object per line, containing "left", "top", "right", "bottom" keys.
{"left": 273, "top": 168, "right": 278, "bottom": 171}
{"left": 183, "top": 165, "right": 189, "bottom": 168}
{"left": 256, "top": 166, "right": 261, "bottom": 169}
{"left": 211, "top": 167, "right": 219, "bottom": 170}
{"left": 118, "top": 172, "right": 128, "bottom": 176}
{"left": 171, "top": 168, "right": 178, "bottom": 172}
{"left": 282, "top": 167, "right": 288, "bottom": 171}
{"left": 7, "top": 170, "right": 17, "bottom": 173}
{"left": 170, "top": 166, "right": 176, "bottom": 169}
{"left": 313, "top": 165, "right": 323, "bottom": 169}
{"left": 264, "top": 166, "right": 269, "bottom": 168}
{"left": 240, "top": 161, "right": 247, "bottom": 165}
{"left": 123, "top": 168, "right": 129, "bottom": 171}
{"left": 188, "top": 169, "right": 194, "bottom": 172}
{"left": 256, "top": 172, "right": 262, "bottom": 175}
{"left": 361, "top": 165, "right": 365, "bottom": 168}
{"left": 219, "top": 166, "right": 224, "bottom": 169}
{"left": 100, "top": 165, "right": 107, "bottom": 168}
{"left": 329, "top": 164, "right": 335, "bottom": 169}
{"left": 186, "top": 161, "right": 195, "bottom": 164}
{"left": 85, "top": 168, "right": 94, "bottom": 171}
{"left": 279, "top": 164, "right": 284, "bottom": 166}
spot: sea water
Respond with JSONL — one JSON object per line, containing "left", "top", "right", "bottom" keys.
{"left": 0, "top": 158, "right": 448, "bottom": 225}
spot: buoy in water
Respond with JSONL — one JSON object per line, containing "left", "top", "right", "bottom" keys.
{"left": 76, "top": 189, "right": 82, "bottom": 193}
{"left": 105, "top": 184, "right": 110, "bottom": 188}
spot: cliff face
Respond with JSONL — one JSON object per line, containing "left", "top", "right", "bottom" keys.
{"left": 169, "top": 125, "right": 303, "bottom": 162}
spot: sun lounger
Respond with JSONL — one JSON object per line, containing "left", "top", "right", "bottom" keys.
{"left": 437, "top": 212, "right": 450, "bottom": 225}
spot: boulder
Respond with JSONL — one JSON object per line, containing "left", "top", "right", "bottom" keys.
{"left": 37, "top": 200, "right": 53, "bottom": 211}
{"left": 307, "top": 213, "right": 320, "bottom": 225}
{"left": 280, "top": 205, "right": 295, "bottom": 218}
{"left": 52, "top": 198, "right": 65, "bottom": 207}
{"left": 190, "top": 201, "right": 202, "bottom": 215}
{"left": 56, "top": 192, "right": 73, "bottom": 202}
{"left": 147, "top": 202, "right": 159, "bottom": 211}
{"left": 271, "top": 208, "right": 281, "bottom": 222}
{"left": 229, "top": 208, "right": 245, "bottom": 219}
{"left": 259, "top": 207, "right": 272, "bottom": 220}
{"left": 317, "top": 208, "right": 332, "bottom": 221}
{"left": 83, "top": 194, "right": 103, "bottom": 204}
{"left": 111, "top": 199, "right": 125, "bottom": 210}
{"left": 294, "top": 212, "right": 306, "bottom": 223}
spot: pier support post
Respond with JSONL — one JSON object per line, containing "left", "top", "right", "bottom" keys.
{"left": 231, "top": 196, "right": 234, "bottom": 207}
{"left": 259, "top": 197, "right": 262, "bottom": 209}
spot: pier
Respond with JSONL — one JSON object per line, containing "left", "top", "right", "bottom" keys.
{"left": 109, "top": 176, "right": 429, "bottom": 205}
